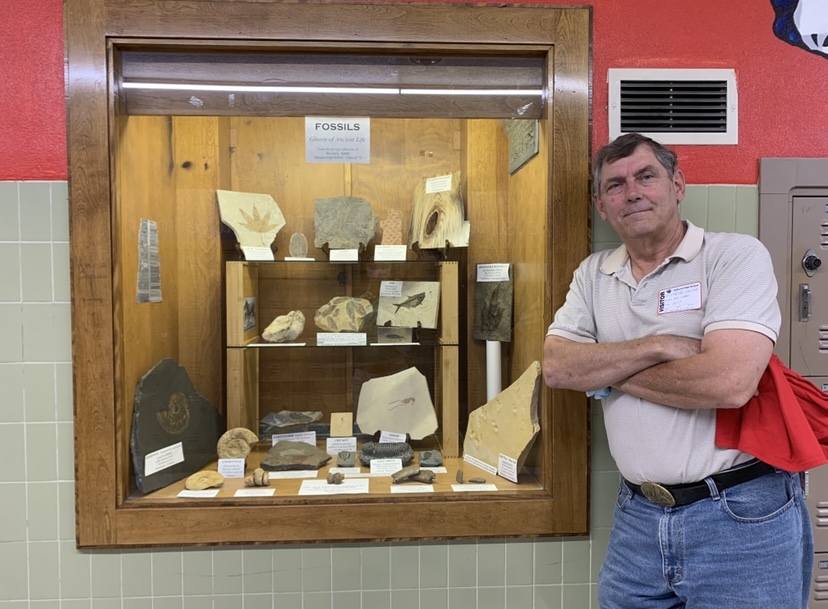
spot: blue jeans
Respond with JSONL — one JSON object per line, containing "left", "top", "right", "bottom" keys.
{"left": 599, "top": 469, "right": 813, "bottom": 609}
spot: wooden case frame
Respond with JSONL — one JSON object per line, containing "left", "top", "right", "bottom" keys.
{"left": 66, "top": 0, "right": 592, "bottom": 547}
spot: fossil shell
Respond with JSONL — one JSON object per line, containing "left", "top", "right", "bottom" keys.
{"left": 326, "top": 471, "right": 345, "bottom": 485}
{"left": 244, "top": 467, "right": 270, "bottom": 487}
{"left": 217, "top": 427, "right": 259, "bottom": 459}
{"left": 184, "top": 470, "right": 224, "bottom": 490}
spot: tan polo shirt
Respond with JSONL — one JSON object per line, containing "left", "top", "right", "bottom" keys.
{"left": 547, "top": 221, "right": 781, "bottom": 485}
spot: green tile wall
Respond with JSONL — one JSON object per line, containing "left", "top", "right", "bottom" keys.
{"left": 0, "top": 180, "right": 756, "bottom": 608}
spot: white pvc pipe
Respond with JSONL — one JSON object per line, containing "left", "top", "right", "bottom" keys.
{"left": 486, "top": 340, "right": 502, "bottom": 401}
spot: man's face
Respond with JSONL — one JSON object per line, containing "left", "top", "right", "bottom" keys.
{"left": 594, "top": 144, "right": 685, "bottom": 242}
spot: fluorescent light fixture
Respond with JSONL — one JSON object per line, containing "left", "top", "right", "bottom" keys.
{"left": 122, "top": 82, "right": 399, "bottom": 94}
{"left": 400, "top": 88, "right": 543, "bottom": 96}
{"left": 122, "top": 82, "right": 543, "bottom": 97}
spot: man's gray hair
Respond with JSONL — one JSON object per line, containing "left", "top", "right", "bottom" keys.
{"left": 592, "top": 133, "right": 679, "bottom": 198}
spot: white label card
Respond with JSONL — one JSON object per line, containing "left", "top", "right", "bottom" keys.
{"left": 305, "top": 117, "right": 370, "bottom": 164}
{"left": 144, "top": 442, "right": 184, "bottom": 477}
{"left": 241, "top": 245, "right": 275, "bottom": 261}
{"left": 379, "top": 430, "right": 407, "bottom": 443}
{"left": 298, "top": 478, "right": 370, "bottom": 495}
{"left": 823, "top": 383, "right": 828, "bottom": 392}
{"left": 421, "top": 466, "right": 447, "bottom": 474}
{"left": 425, "top": 174, "right": 452, "bottom": 194}
{"left": 497, "top": 454, "right": 518, "bottom": 483}
{"left": 329, "top": 248, "right": 359, "bottom": 262}
{"left": 272, "top": 431, "right": 317, "bottom": 446}
{"left": 268, "top": 470, "right": 319, "bottom": 479}
{"left": 177, "top": 489, "right": 220, "bottom": 498}
{"left": 329, "top": 467, "right": 362, "bottom": 475}
{"left": 373, "top": 245, "right": 407, "bottom": 261}
{"left": 463, "top": 453, "right": 498, "bottom": 475}
{"left": 284, "top": 256, "right": 315, "bottom": 262}
{"left": 234, "top": 488, "right": 275, "bottom": 497}
{"left": 657, "top": 282, "right": 702, "bottom": 314}
{"left": 326, "top": 436, "right": 357, "bottom": 456}
{"left": 390, "top": 485, "right": 435, "bottom": 494}
{"left": 218, "top": 458, "right": 246, "bottom": 479}
{"left": 379, "top": 281, "right": 404, "bottom": 297}
{"left": 452, "top": 484, "right": 498, "bottom": 492}
{"left": 477, "top": 263, "right": 511, "bottom": 282}
{"left": 317, "top": 333, "right": 367, "bottom": 347}
{"left": 370, "top": 458, "right": 403, "bottom": 475}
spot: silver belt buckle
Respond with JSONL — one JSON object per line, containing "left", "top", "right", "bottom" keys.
{"left": 640, "top": 482, "right": 676, "bottom": 507}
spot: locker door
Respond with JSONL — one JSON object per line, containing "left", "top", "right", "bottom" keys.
{"left": 790, "top": 197, "right": 828, "bottom": 376}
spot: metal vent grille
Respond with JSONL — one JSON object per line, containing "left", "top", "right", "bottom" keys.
{"left": 609, "top": 68, "right": 737, "bottom": 145}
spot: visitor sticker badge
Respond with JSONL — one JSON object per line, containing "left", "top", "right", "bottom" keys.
{"left": 657, "top": 282, "right": 702, "bottom": 314}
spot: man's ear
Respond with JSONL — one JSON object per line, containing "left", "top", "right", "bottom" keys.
{"left": 594, "top": 195, "right": 607, "bottom": 221}
{"left": 673, "top": 168, "right": 687, "bottom": 203}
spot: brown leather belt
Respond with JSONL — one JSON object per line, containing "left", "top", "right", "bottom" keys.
{"left": 624, "top": 460, "right": 776, "bottom": 507}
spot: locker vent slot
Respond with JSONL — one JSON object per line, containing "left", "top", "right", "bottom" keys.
{"left": 822, "top": 221, "right": 828, "bottom": 247}
{"left": 821, "top": 326, "right": 828, "bottom": 355}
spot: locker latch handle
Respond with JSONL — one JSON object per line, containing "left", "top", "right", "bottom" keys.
{"left": 799, "top": 283, "right": 811, "bottom": 322}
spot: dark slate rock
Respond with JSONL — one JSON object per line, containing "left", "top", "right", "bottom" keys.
{"left": 130, "top": 358, "right": 222, "bottom": 494}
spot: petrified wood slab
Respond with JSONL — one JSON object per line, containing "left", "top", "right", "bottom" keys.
{"left": 407, "top": 170, "right": 469, "bottom": 249}
{"left": 130, "top": 358, "right": 222, "bottom": 494}
{"left": 260, "top": 440, "right": 332, "bottom": 471}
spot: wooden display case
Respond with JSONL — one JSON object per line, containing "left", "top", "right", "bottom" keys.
{"left": 66, "top": 0, "right": 592, "bottom": 547}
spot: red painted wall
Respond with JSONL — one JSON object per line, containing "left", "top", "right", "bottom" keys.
{"left": 3, "top": 0, "right": 827, "bottom": 183}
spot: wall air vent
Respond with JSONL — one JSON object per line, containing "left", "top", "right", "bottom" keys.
{"left": 608, "top": 68, "right": 737, "bottom": 145}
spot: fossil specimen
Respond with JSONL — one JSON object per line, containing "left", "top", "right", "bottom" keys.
{"left": 313, "top": 195, "right": 378, "bottom": 250}
{"left": 217, "top": 427, "right": 259, "bottom": 459}
{"left": 393, "top": 291, "right": 425, "bottom": 313}
{"left": 156, "top": 391, "right": 190, "bottom": 435}
{"left": 326, "top": 471, "right": 345, "bottom": 485}
{"left": 419, "top": 450, "right": 443, "bottom": 467}
{"left": 455, "top": 469, "right": 464, "bottom": 484}
{"left": 358, "top": 441, "right": 414, "bottom": 466}
{"left": 337, "top": 450, "right": 355, "bottom": 467}
{"left": 412, "top": 470, "right": 436, "bottom": 484}
{"left": 244, "top": 468, "right": 270, "bottom": 487}
{"left": 391, "top": 464, "right": 421, "bottom": 483}
{"left": 314, "top": 296, "right": 373, "bottom": 332}
{"left": 288, "top": 232, "right": 309, "bottom": 258}
{"left": 260, "top": 440, "right": 332, "bottom": 471}
{"left": 356, "top": 367, "right": 437, "bottom": 440}
{"left": 185, "top": 470, "right": 224, "bottom": 490}
{"left": 469, "top": 477, "right": 487, "bottom": 484}
{"left": 217, "top": 189, "right": 286, "bottom": 256}
{"left": 262, "top": 310, "right": 305, "bottom": 343}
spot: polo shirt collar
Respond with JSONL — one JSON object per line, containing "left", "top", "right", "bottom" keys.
{"left": 599, "top": 220, "right": 704, "bottom": 275}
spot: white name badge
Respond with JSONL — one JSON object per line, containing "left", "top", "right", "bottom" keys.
{"left": 657, "top": 282, "right": 701, "bottom": 314}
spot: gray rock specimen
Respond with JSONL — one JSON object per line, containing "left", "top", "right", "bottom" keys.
{"left": 262, "top": 310, "right": 305, "bottom": 343}
{"left": 472, "top": 278, "right": 513, "bottom": 343}
{"left": 412, "top": 470, "right": 436, "bottom": 484}
{"left": 463, "top": 361, "right": 541, "bottom": 474}
{"left": 288, "top": 232, "right": 309, "bottom": 258}
{"left": 313, "top": 195, "right": 378, "bottom": 250}
{"left": 337, "top": 450, "right": 356, "bottom": 467}
{"left": 130, "top": 358, "right": 222, "bottom": 494}
{"left": 469, "top": 477, "right": 487, "bottom": 484}
{"left": 260, "top": 440, "right": 332, "bottom": 471}
{"left": 314, "top": 296, "right": 373, "bottom": 332}
{"left": 356, "top": 367, "right": 438, "bottom": 440}
{"left": 260, "top": 410, "right": 322, "bottom": 436}
{"left": 326, "top": 471, "right": 345, "bottom": 484}
{"left": 419, "top": 450, "right": 443, "bottom": 467}
{"left": 358, "top": 441, "right": 414, "bottom": 466}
